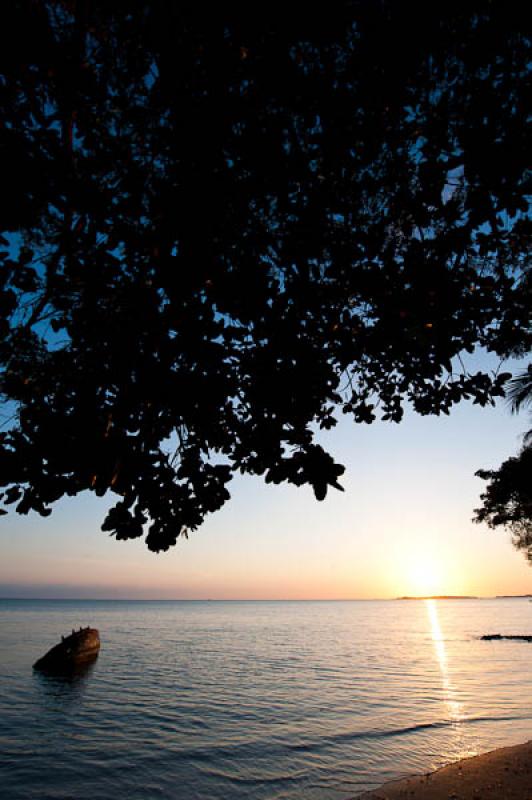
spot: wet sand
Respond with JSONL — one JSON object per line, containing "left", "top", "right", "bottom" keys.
{"left": 358, "top": 740, "right": 532, "bottom": 799}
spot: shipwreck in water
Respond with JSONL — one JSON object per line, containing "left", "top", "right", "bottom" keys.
{"left": 33, "top": 627, "right": 101, "bottom": 672}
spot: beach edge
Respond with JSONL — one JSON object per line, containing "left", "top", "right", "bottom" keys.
{"left": 355, "top": 739, "right": 532, "bottom": 799}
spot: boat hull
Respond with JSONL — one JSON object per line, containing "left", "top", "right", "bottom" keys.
{"left": 33, "top": 627, "right": 100, "bottom": 672}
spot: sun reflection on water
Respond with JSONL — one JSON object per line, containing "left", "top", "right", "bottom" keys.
{"left": 425, "top": 599, "right": 482, "bottom": 768}
{"left": 426, "top": 599, "right": 463, "bottom": 723}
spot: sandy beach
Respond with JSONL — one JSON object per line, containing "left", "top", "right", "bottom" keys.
{"left": 358, "top": 740, "right": 532, "bottom": 799}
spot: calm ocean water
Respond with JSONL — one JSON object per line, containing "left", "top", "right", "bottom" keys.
{"left": 0, "top": 599, "right": 531, "bottom": 799}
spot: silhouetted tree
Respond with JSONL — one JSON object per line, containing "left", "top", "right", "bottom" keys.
{"left": 475, "top": 365, "right": 532, "bottom": 560}
{"left": 475, "top": 442, "right": 532, "bottom": 562}
{"left": 506, "top": 364, "right": 532, "bottom": 414}
{"left": 1, "top": 1, "right": 530, "bottom": 550}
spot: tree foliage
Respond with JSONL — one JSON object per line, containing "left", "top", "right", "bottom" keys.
{"left": 474, "top": 365, "right": 532, "bottom": 559}
{"left": 0, "top": 1, "right": 531, "bottom": 550}
{"left": 505, "top": 363, "right": 532, "bottom": 414}
{"left": 475, "top": 441, "right": 532, "bottom": 562}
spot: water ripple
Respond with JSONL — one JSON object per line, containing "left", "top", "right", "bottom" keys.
{"left": 1, "top": 598, "right": 531, "bottom": 799}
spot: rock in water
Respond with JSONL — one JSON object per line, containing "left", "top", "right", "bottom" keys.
{"left": 33, "top": 627, "right": 101, "bottom": 671}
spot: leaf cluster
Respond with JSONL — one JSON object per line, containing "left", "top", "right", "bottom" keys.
{"left": 475, "top": 442, "right": 532, "bottom": 561}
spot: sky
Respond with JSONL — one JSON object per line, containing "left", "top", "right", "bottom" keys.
{"left": 1, "top": 354, "right": 531, "bottom": 600}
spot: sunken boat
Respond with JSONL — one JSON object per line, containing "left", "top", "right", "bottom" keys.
{"left": 33, "top": 627, "right": 100, "bottom": 672}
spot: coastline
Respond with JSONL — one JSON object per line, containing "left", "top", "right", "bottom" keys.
{"left": 357, "top": 740, "right": 532, "bottom": 799}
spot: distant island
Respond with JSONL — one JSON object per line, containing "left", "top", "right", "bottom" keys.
{"left": 396, "top": 595, "right": 479, "bottom": 601}
{"left": 495, "top": 594, "right": 532, "bottom": 599}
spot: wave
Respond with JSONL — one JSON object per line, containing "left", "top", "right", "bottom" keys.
{"left": 286, "top": 714, "right": 532, "bottom": 751}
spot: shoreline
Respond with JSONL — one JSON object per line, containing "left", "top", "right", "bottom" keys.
{"left": 357, "top": 739, "right": 532, "bottom": 799}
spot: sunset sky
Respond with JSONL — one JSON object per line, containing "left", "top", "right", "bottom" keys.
{"left": 1, "top": 352, "right": 531, "bottom": 601}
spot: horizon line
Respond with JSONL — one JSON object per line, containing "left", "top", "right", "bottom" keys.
{"left": 1, "top": 594, "right": 530, "bottom": 602}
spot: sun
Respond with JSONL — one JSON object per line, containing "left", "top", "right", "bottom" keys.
{"left": 383, "top": 542, "right": 469, "bottom": 600}
{"left": 405, "top": 554, "right": 443, "bottom": 596}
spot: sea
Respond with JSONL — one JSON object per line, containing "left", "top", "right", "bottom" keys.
{"left": 0, "top": 598, "right": 531, "bottom": 799}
